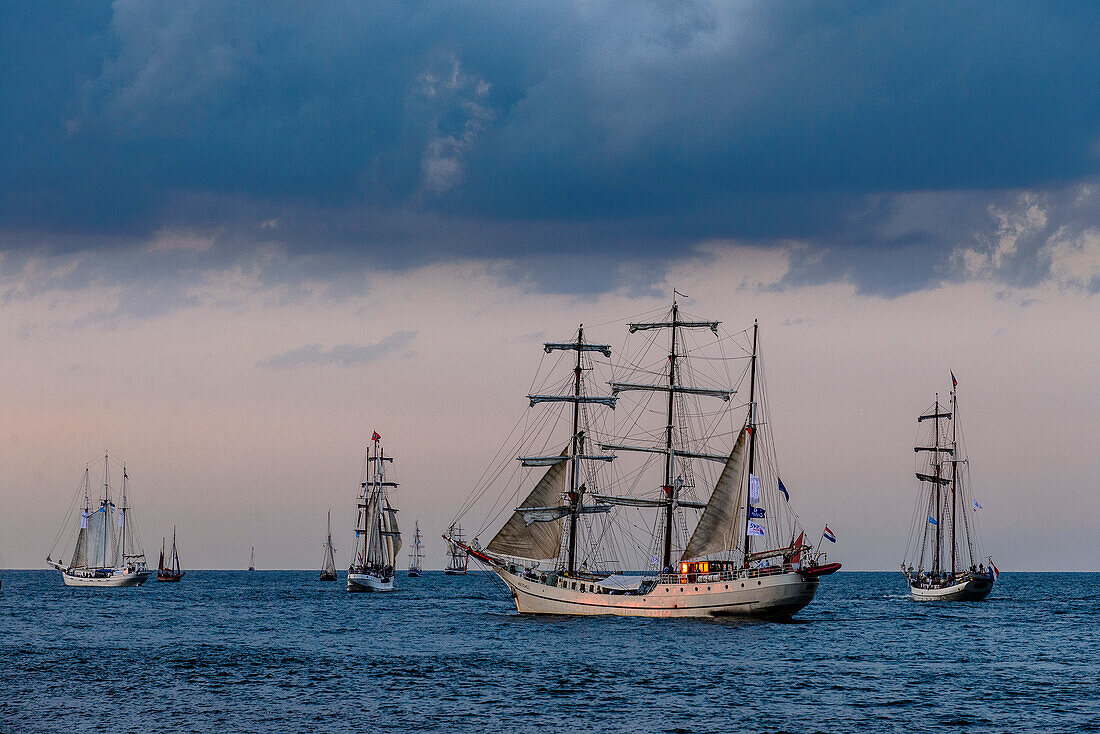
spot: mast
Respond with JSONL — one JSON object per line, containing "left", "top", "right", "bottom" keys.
{"left": 742, "top": 320, "right": 759, "bottom": 564}
{"left": 950, "top": 389, "right": 958, "bottom": 574}
{"left": 120, "top": 465, "right": 127, "bottom": 565}
{"left": 81, "top": 467, "right": 91, "bottom": 569}
{"left": 933, "top": 397, "right": 942, "bottom": 574}
{"left": 567, "top": 325, "right": 584, "bottom": 575}
{"left": 102, "top": 453, "right": 110, "bottom": 569}
{"left": 171, "top": 526, "right": 179, "bottom": 573}
{"left": 661, "top": 304, "right": 679, "bottom": 572}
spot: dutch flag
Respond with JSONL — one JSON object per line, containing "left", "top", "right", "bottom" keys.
{"left": 823, "top": 525, "right": 836, "bottom": 543}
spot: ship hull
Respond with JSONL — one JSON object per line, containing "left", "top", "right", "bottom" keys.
{"left": 346, "top": 572, "right": 394, "bottom": 592}
{"left": 494, "top": 567, "right": 820, "bottom": 619}
{"left": 444, "top": 568, "right": 466, "bottom": 576}
{"left": 908, "top": 575, "right": 993, "bottom": 601}
{"left": 60, "top": 569, "right": 151, "bottom": 587}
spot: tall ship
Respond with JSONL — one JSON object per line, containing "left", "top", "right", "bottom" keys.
{"left": 157, "top": 526, "right": 185, "bottom": 582}
{"left": 347, "top": 431, "right": 401, "bottom": 592}
{"left": 902, "top": 373, "right": 997, "bottom": 601}
{"left": 320, "top": 510, "right": 338, "bottom": 581}
{"left": 46, "top": 453, "right": 152, "bottom": 587}
{"left": 408, "top": 521, "right": 424, "bottom": 577}
{"left": 443, "top": 523, "right": 468, "bottom": 575}
{"left": 450, "top": 299, "right": 840, "bottom": 618}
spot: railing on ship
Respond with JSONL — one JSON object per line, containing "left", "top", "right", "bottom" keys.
{"left": 656, "top": 563, "right": 798, "bottom": 585}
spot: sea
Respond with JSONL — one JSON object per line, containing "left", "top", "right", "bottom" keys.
{"left": 1, "top": 571, "right": 1096, "bottom": 733}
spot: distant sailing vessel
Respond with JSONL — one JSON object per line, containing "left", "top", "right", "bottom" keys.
{"left": 157, "top": 526, "right": 185, "bottom": 582}
{"left": 408, "top": 521, "right": 424, "bottom": 577}
{"left": 320, "top": 510, "right": 338, "bottom": 581}
{"left": 347, "top": 431, "right": 401, "bottom": 592}
{"left": 248, "top": 547, "right": 255, "bottom": 572}
{"left": 443, "top": 523, "right": 468, "bottom": 575}
{"left": 450, "top": 300, "right": 840, "bottom": 618}
{"left": 902, "top": 373, "right": 997, "bottom": 601}
{"left": 46, "top": 453, "right": 152, "bottom": 587}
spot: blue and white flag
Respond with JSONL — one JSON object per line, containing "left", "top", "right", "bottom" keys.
{"left": 778, "top": 477, "right": 789, "bottom": 502}
{"left": 749, "top": 474, "right": 761, "bottom": 503}
{"left": 928, "top": 516, "right": 938, "bottom": 526}
{"left": 748, "top": 505, "right": 766, "bottom": 519}
{"left": 973, "top": 498, "right": 982, "bottom": 510}
{"left": 747, "top": 521, "right": 765, "bottom": 536}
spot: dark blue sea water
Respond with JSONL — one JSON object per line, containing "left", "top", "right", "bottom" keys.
{"left": 1, "top": 571, "right": 1096, "bottom": 733}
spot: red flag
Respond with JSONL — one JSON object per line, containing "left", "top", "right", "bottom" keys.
{"left": 371, "top": 431, "right": 381, "bottom": 442}
{"left": 791, "top": 531, "right": 804, "bottom": 564}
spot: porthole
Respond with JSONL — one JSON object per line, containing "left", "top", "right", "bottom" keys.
{"left": 694, "top": 587, "right": 699, "bottom": 591}
{"left": 707, "top": 586, "right": 711, "bottom": 591}
{"left": 724, "top": 585, "right": 729, "bottom": 590}
{"left": 741, "top": 583, "right": 745, "bottom": 588}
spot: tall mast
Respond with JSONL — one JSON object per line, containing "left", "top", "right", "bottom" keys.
{"left": 82, "top": 467, "right": 91, "bottom": 569}
{"left": 120, "top": 465, "right": 127, "bottom": 564}
{"left": 102, "top": 453, "right": 110, "bottom": 569}
{"left": 567, "top": 325, "right": 584, "bottom": 576}
{"left": 933, "top": 397, "right": 942, "bottom": 574}
{"left": 743, "top": 320, "right": 759, "bottom": 564}
{"left": 661, "top": 303, "right": 679, "bottom": 572}
{"left": 950, "top": 388, "right": 958, "bottom": 574}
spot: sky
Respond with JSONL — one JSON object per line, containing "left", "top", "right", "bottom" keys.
{"left": 1, "top": 1, "right": 1097, "bottom": 570}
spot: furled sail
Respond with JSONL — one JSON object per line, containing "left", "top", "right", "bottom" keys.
{"left": 487, "top": 457, "right": 569, "bottom": 560}
{"left": 681, "top": 425, "right": 749, "bottom": 561}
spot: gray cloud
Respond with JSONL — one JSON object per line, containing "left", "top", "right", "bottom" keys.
{"left": 258, "top": 330, "right": 418, "bottom": 369}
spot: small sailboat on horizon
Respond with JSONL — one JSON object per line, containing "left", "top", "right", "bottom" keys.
{"left": 408, "top": 521, "right": 424, "bottom": 577}
{"left": 248, "top": 547, "right": 255, "bottom": 572}
{"left": 157, "top": 526, "right": 185, "bottom": 582}
{"left": 347, "top": 431, "right": 401, "bottom": 592}
{"left": 46, "top": 453, "right": 152, "bottom": 587}
{"left": 902, "top": 372, "right": 997, "bottom": 601}
{"left": 320, "top": 510, "right": 338, "bottom": 581}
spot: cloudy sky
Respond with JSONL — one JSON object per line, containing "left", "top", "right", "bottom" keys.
{"left": 1, "top": 1, "right": 1096, "bottom": 570}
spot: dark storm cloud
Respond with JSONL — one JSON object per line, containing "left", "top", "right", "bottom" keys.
{"left": 1, "top": 1, "right": 1097, "bottom": 294}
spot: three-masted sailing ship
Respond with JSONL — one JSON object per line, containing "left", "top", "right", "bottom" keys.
{"left": 347, "top": 432, "right": 401, "bottom": 592}
{"left": 47, "top": 453, "right": 152, "bottom": 587}
{"left": 320, "top": 509, "right": 338, "bottom": 581}
{"left": 408, "top": 521, "right": 424, "bottom": 577}
{"left": 157, "top": 526, "right": 184, "bottom": 582}
{"left": 444, "top": 523, "right": 468, "bottom": 575}
{"left": 450, "top": 300, "right": 839, "bottom": 618}
{"left": 902, "top": 373, "right": 996, "bottom": 601}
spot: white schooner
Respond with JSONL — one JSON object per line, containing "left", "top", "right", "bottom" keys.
{"left": 347, "top": 432, "right": 401, "bottom": 592}
{"left": 902, "top": 373, "right": 997, "bottom": 601}
{"left": 452, "top": 299, "right": 840, "bottom": 618}
{"left": 46, "top": 453, "right": 152, "bottom": 587}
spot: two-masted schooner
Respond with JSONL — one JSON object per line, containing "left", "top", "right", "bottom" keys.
{"left": 47, "top": 453, "right": 152, "bottom": 587}
{"left": 443, "top": 523, "right": 468, "bottom": 575}
{"left": 902, "top": 373, "right": 997, "bottom": 600}
{"left": 320, "top": 510, "right": 338, "bottom": 581}
{"left": 408, "top": 521, "right": 424, "bottom": 577}
{"left": 450, "top": 300, "right": 839, "bottom": 618}
{"left": 157, "top": 526, "right": 184, "bottom": 582}
{"left": 347, "top": 432, "right": 401, "bottom": 592}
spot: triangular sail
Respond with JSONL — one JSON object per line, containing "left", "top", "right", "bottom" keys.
{"left": 487, "top": 458, "right": 568, "bottom": 560}
{"left": 681, "top": 425, "right": 749, "bottom": 561}
{"left": 70, "top": 527, "right": 88, "bottom": 569}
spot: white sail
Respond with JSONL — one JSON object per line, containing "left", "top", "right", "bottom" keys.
{"left": 70, "top": 527, "right": 88, "bottom": 569}
{"left": 487, "top": 458, "right": 568, "bottom": 560}
{"left": 384, "top": 505, "right": 401, "bottom": 560}
{"left": 681, "top": 425, "right": 749, "bottom": 561}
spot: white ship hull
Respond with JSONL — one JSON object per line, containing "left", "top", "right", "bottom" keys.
{"left": 346, "top": 572, "right": 394, "bottom": 592}
{"left": 495, "top": 566, "right": 820, "bottom": 619}
{"left": 59, "top": 569, "right": 151, "bottom": 587}
{"left": 908, "top": 574, "right": 993, "bottom": 601}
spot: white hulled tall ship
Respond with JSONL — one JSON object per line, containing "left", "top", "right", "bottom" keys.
{"left": 902, "top": 373, "right": 997, "bottom": 601}
{"left": 444, "top": 523, "right": 468, "bottom": 575}
{"left": 347, "top": 432, "right": 401, "bottom": 592}
{"left": 47, "top": 453, "right": 152, "bottom": 587}
{"left": 451, "top": 299, "right": 840, "bottom": 618}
